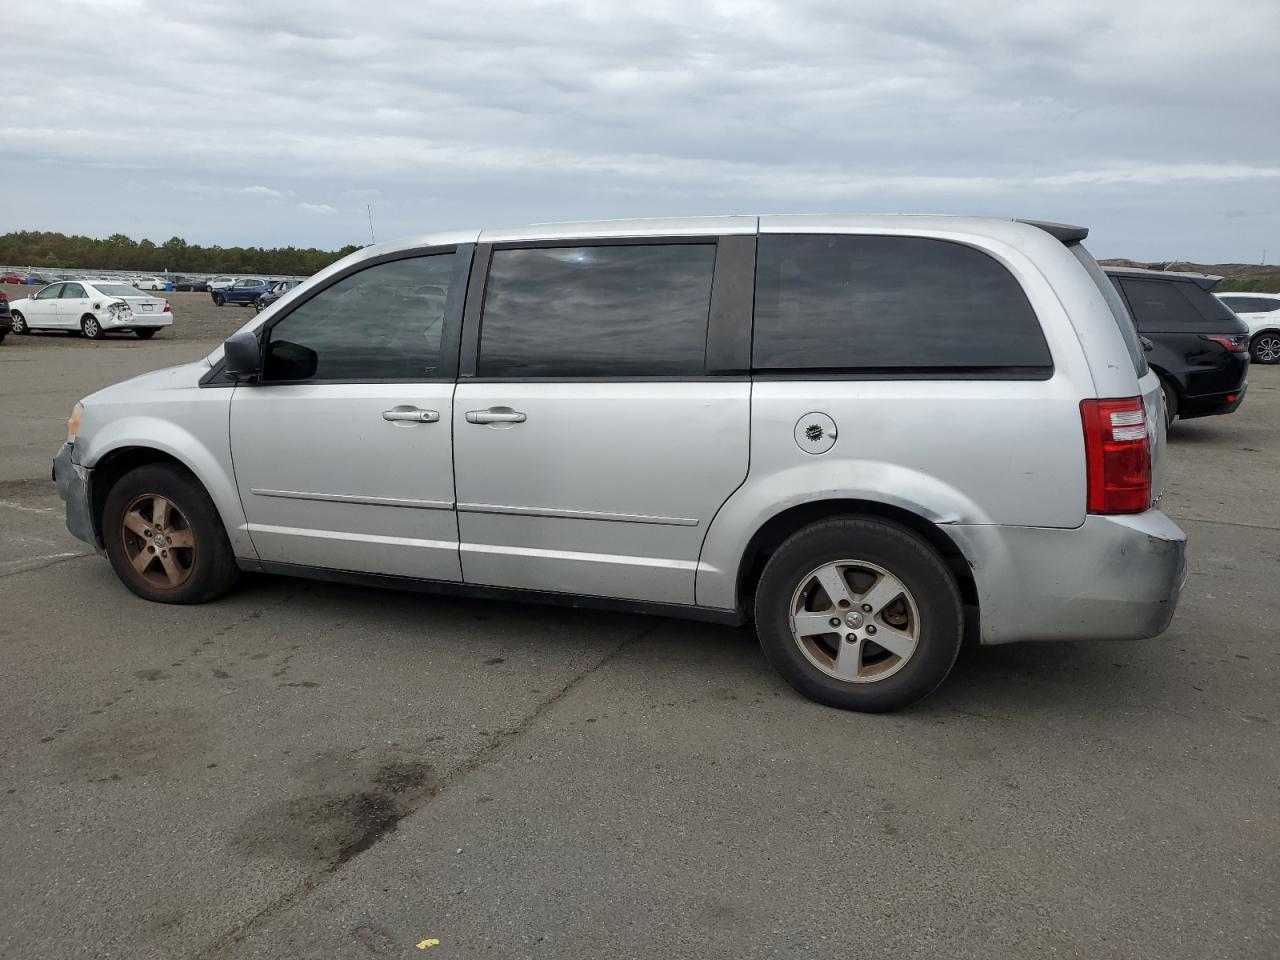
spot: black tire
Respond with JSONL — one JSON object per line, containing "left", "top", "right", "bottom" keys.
{"left": 81, "top": 314, "right": 105, "bottom": 340}
{"left": 1160, "top": 377, "right": 1178, "bottom": 427}
{"left": 213, "top": 293, "right": 225, "bottom": 306}
{"left": 102, "top": 463, "right": 238, "bottom": 604}
{"left": 10, "top": 310, "right": 28, "bottom": 334}
{"left": 1250, "top": 332, "right": 1280, "bottom": 365}
{"left": 754, "top": 517, "right": 963, "bottom": 712}
{"left": 0, "top": 329, "right": 6, "bottom": 343}
{"left": 135, "top": 328, "right": 157, "bottom": 340}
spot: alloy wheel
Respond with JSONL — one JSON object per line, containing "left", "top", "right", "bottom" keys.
{"left": 120, "top": 494, "right": 196, "bottom": 590}
{"left": 789, "top": 559, "right": 920, "bottom": 683}
{"left": 1255, "top": 335, "right": 1280, "bottom": 363}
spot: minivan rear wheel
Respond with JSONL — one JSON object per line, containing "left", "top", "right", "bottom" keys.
{"left": 103, "top": 464, "right": 238, "bottom": 604}
{"left": 754, "top": 517, "right": 962, "bottom": 712}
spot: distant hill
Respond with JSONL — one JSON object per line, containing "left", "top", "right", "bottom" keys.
{"left": 1099, "top": 259, "right": 1280, "bottom": 293}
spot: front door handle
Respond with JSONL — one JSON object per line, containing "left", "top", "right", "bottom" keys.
{"left": 382, "top": 407, "right": 440, "bottom": 423}
{"left": 465, "top": 407, "right": 527, "bottom": 424}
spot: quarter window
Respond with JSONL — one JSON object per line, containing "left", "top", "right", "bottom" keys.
{"left": 263, "top": 253, "right": 456, "bottom": 381}
{"left": 752, "top": 235, "right": 1051, "bottom": 371}
{"left": 477, "top": 243, "right": 716, "bottom": 378}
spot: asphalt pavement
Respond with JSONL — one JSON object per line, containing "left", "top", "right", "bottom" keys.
{"left": 1, "top": 327, "right": 1276, "bottom": 959}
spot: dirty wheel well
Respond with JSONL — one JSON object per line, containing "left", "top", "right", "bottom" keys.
{"left": 737, "top": 500, "right": 979, "bottom": 634}
{"left": 89, "top": 448, "right": 198, "bottom": 545}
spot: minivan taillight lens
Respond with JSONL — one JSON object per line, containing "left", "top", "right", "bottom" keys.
{"left": 1081, "top": 397, "right": 1151, "bottom": 514}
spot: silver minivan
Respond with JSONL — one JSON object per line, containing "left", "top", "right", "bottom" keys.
{"left": 53, "top": 216, "right": 1187, "bottom": 712}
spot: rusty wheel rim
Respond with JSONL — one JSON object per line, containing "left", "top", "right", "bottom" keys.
{"left": 120, "top": 494, "right": 196, "bottom": 590}
{"left": 788, "top": 559, "right": 920, "bottom": 683}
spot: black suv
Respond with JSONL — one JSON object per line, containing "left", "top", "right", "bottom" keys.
{"left": 0, "top": 290, "right": 10, "bottom": 343}
{"left": 1105, "top": 267, "right": 1249, "bottom": 424}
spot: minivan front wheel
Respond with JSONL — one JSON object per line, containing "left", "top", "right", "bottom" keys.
{"left": 103, "top": 464, "right": 238, "bottom": 604}
{"left": 754, "top": 517, "right": 962, "bottom": 712}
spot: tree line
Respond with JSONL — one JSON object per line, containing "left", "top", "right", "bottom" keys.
{"left": 0, "top": 231, "right": 361, "bottom": 277}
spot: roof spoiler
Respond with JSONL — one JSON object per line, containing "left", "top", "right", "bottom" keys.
{"left": 1017, "top": 219, "right": 1089, "bottom": 243}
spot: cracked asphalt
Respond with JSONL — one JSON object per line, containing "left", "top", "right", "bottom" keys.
{"left": 1, "top": 317, "right": 1277, "bottom": 959}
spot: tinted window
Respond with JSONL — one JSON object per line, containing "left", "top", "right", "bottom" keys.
{"left": 264, "top": 254, "right": 455, "bottom": 381}
{"left": 1117, "top": 278, "right": 1214, "bottom": 328}
{"left": 752, "top": 235, "right": 1051, "bottom": 371}
{"left": 478, "top": 244, "right": 715, "bottom": 378}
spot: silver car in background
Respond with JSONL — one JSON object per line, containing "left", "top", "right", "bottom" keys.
{"left": 52, "top": 215, "right": 1186, "bottom": 711}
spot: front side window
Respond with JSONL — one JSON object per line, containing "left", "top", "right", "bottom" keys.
{"left": 264, "top": 253, "right": 455, "bottom": 381}
{"left": 753, "top": 235, "right": 1052, "bottom": 371}
{"left": 35, "top": 283, "right": 64, "bottom": 300}
{"left": 477, "top": 243, "right": 716, "bottom": 378}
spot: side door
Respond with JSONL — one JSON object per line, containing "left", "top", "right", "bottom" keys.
{"left": 27, "top": 283, "right": 64, "bottom": 326}
{"left": 229, "top": 246, "right": 472, "bottom": 580}
{"left": 452, "top": 236, "right": 753, "bottom": 606}
{"left": 59, "top": 282, "right": 90, "bottom": 326}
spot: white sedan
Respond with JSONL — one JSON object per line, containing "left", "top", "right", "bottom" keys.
{"left": 135, "top": 276, "right": 171, "bottom": 291}
{"left": 9, "top": 280, "right": 173, "bottom": 340}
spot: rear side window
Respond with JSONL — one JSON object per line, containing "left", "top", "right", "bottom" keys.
{"left": 478, "top": 243, "right": 715, "bottom": 377}
{"left": 1117, "top": 278, "right": 1229, "bottom": 328}
{"left": 1071, "top": 246, "right": 1146, "bottom": 376}
{"left": 752, "top": 234, "right": 1051, "bottom": 372}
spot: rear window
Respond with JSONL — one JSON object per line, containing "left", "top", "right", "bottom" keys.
{"left": 95, "top": 284, "right": 144, "bottom": 297}
{"left": 752, "top": 234, "right": 1052, "bottom": 372}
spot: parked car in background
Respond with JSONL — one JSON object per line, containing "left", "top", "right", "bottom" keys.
{"left": 0, "top": 290, "right": 10, "bottom": 342}
{"left": 254, "top": 279, "right": 301, "bottom": 312}
{"left": 25, "top": 274, "right": 57, "bottom": 285}
{"left": 1215, "top": 292, "right": 1280, "bottom": 364}
{"left": 173, "top": 276, "right": 209, "bottom": 292}
{"left": 1, "top": 271, "right": 25, "bottom": 284}
{"left": 211, "top": 277, "right": 272, "bottom": 307}
{"left": 136, "top": 277, "right": 174, "bottom": 291}
{"left": 10, "top": 280, "right": 172, "bottom": 340}
{"left": 51, "top": 216, "right": 1186, "bottom": 713}
{"left": 208, "top": 276, "right": 237, "bottom": 293}
{"left": 1105, "top": 267, "right": 1248, "bottom": 425}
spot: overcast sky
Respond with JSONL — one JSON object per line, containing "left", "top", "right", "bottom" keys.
{"left": 5, "top": 0, "right": 1279, "bottom": 262}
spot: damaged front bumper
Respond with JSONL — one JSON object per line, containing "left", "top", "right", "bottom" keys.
{"left": 52, "top": 442, "right": 97, "bottom": 548}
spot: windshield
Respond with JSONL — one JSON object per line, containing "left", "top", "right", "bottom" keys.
{"left": 94, "top": 284, "right": 146, "bottom": 297}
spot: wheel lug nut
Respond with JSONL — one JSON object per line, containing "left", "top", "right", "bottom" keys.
{"left": 866, "top": 625, "right": 877, "bottom": 635}
{"left": 166, "top": 537, "right": 172, "bottom": 544}
{"left": 161, "top": 550, "right": 168, "bottom": 557}
{"left": 829, "top": 617, "right": 841, "bottom": 627}
{"left": 845, "top": 634, "right": 856, "bottom": 643}
{"left": 838, "top": 599, "right": 850, "bottom": 609}
{"left": 862, "top": 604, "right": 872, "bottom": 613}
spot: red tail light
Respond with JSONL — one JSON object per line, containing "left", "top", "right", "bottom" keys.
{"left": 1081, "top": 397, "right": 1151, "bottom": 514}
{"left": 1202, "top": 334, "right": 1248, "bottom": 353}
{"left": 163, "top": 302, "right": 171, "bottom": 313}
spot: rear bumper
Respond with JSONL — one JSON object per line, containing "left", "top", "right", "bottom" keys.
{"left": 52, "top": 442, "right": 97, "bottom": 547}
{"left": 1180, "top": 382, "right": 1247, "bottom": 420}
{"left": 950, "top": 510, "right": 1188, "bottom": 645}
{"left": 100, "top": 313, "right": 173, "bottom": 330}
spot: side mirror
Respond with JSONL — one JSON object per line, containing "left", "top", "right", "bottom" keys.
{"left": 1140, "top": 335, "right": 1155, "bottom": 353}
{"left": 223, "top": 330, "right": 263, "bottom": 378}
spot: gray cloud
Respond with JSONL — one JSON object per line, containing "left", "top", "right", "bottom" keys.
{"left": 4, "top": 0, "right": 1278, "bottom": 261}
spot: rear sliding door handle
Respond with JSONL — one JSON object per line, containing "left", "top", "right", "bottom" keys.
{"left": 382, "top": 407, "right": 440, "bottom": 423}
{"left": 465, "top": 407, "right": 527, "bottom": 424}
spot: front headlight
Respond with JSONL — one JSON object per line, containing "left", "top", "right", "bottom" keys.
{"left": 67, "top": 402, "right": 84, "bottom": 443}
